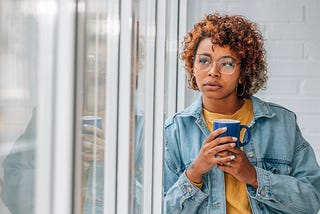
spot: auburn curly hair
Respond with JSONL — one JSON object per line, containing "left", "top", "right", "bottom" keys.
{"left": 181, "top": 13, "right": 267, "bottom": 98}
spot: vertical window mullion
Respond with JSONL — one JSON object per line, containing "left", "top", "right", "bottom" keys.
{"left": 103, "top": 0, "right": 120, "bottom": 214}
{"left": 117, "top": 0, "right": 134, "bottom": 213}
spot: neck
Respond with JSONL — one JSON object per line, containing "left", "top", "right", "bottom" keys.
{"left": 202, "top": 96, "right": 244, "bottom": 115}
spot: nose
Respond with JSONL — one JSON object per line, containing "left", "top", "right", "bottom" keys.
{"left": 208, "top": 62, "right": 220, "bottom": 76}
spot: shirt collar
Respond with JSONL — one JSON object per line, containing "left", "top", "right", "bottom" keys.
{"left": 180, "top": 94, "right": 275, "bottom": 120}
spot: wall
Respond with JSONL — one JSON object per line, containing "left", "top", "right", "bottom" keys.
{"left": 185, "top": 0, "right": 320, "bottom": 162}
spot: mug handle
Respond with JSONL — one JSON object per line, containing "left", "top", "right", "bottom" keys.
{"left": 239, "top": 125, "right": 251, "bottom": 147}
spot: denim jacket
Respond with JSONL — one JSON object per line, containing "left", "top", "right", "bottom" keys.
{"left": 1, "top": 108, "right": 36, "bottom": 214}
{"left": 163, "top": 95, "right": 320, "bottom": 214}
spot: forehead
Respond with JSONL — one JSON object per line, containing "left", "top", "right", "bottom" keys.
{"left": 196, "top": 38, "right": 234, "bottom": 57}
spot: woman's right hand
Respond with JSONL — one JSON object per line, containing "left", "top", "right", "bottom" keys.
{"left": 82, "top": 124, "right": 105, "bottom": 171}
{"left": 185, "top": 127, "right": 237, "bottom": 183}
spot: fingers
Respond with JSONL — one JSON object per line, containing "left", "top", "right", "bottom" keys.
{"left": 215, "top": 154, "right": 236, "bottom": 165}
{"left": 83, "top": 134, "right": 105, "bottom": 145}
{"left": 82, "top": 124, "right": 105, "bottom": 163}
{"left": 215, "top": 150, "right": 229, "bottom": 158}
{"left": 83, "top": 141, "right": 104, "bottom": 150}
{"left": 204, "top": 127, "right": 227, "bottom": 144}
{"left": 204, "top": 128, "right": 238, "bottom": 149}
{"left": 83, "top": 124, "right": 104, "bottom": 138}
{"left": 82, "top": 146, "right": 105, "bottom": 162}
{"left": 222, "top": 147, "right": 243, "bottom": 156}
{"left": 217, "top": 152, "right": 257, "bottom": 188}
{"left": 208, "top": 142, "right": 236, "bottom": 155}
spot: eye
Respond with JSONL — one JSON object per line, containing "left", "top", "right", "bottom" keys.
{"left": 221, "top": 62, "right": 234, "bottom": 67}
{"left": 198, "top": 57, "right": 211, "bottom": 65}
{"left": 219, "top": 58, "right": 236, "bottom": 68}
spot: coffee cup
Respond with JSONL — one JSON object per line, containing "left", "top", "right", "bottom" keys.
{"left": 213, "top": 119, "right": 251, "bottom": 147}
{"left": 82, "top": 115, "right": 103, "bottom": 134}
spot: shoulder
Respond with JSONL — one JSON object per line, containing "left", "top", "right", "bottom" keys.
{"left": 164, "top": 110, "right": 186, "bottom": 129}
{"left": 165, "top": 95, "right": 202, "bottom": 129}
{"left": 250, "top": 96, "right": 297, "bottom": 120}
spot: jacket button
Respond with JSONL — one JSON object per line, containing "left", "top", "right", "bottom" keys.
{"left": 260, "top": 187, "right": 266, "bottom": 196}
{"left": 212, "top": 203, "right": 221, "bottom": 208}
{"left": 247, "top": 152, "right": 254, "bottom": 158}
{"left": 186, "top": 186, "right": 192, "bottom": 193}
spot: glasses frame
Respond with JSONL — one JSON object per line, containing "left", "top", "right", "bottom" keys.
{"left": 193, "top": 54, "right": 241, "bottom": 75}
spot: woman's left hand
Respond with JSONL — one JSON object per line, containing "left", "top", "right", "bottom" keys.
{"left": 82, "top": 124, "right": 105, "bottom": 171}
{"left": 217, "top": 148, "right": 258, "bottom": 189}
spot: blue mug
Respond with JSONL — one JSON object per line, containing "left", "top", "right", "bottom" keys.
{"left": 213, "top": 119, "right": 251, "bottom": 147}
{"left": 82, "top": 115, "right": 103, "bottom": 134}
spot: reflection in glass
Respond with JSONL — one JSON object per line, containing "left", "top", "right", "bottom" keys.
{"left": 79, "top": 14, "right": 107, "bottom": 214}
{"left": 76, "top": 0, "right": 151, "bottom": 213}
{"left": 0, "top": 1, "right": 43, "bottom": 214}
{"left": 132, "top": 23, "right": 145, "bottom": 214}
{"left": 73, "top": 0, "right": 163, "bottom": 212}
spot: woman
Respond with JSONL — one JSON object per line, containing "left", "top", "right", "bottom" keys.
{"left": 163, "top": 13, "right": 320, "bottom": 213}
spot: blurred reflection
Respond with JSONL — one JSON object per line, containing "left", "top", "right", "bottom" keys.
{"left": 81, "top": 6, "right": 146, "bottom": 213}
{"left": 132, "top": 32, "right": 146, "bottom": 214}
{"left": 1, "top": 108, "right": 36, "bottom": 214}
{"left": 80, "top": 16, "right": 107, "bottom": 214}
{"left": 0, "top": 1, "right": 38, "bottom": 214}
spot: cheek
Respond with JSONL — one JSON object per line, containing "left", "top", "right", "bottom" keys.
{"left": 193, "top": 70, "right": 203, "bottom": 80}
{"left": 193, "top": 71, "right": 203, "bottom": 85}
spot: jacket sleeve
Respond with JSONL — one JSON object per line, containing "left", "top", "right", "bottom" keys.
{"left": 247, "top": 125, "right": 320, "bottom": 214}
{"left": 1, "top": 110, "right": 36, "bottom": 214}
{"left": 163, "top": 123, "right": 208, "bottom": 213}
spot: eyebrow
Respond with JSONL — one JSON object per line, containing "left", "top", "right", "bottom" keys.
{"left": 196, "top": 53, "right": 237, "bottom": 61}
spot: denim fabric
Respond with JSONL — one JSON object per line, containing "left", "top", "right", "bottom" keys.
{"left": 1, "top": 108, "right": 36, "bottom": 214}
{"left": 83, "top": 163, "right": 105, "bottom": 214}
{"left": 164, "top": 95, "right": 320, "bottom": 214}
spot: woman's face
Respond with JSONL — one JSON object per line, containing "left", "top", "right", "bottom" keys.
{"left": 193, "top": 37, "right": 241, "bottom": 102}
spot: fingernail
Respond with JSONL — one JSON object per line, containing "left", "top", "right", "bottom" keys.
{"left": 221, "top": 127, "right": 227, "bottom": 131}
{"left": 232, "top": 137, "right": 237, "bottom": 141}
{"left": 230, "top": 155, "right": 236, "bottom": 160}
{"left": 230, "top": 143, "right": 236, "bottom": 147}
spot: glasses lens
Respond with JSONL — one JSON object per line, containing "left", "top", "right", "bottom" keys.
{"left": 194, "top": 55, "right": 211, "bottom": 71}
{"left": 194, "top": 55, "right": 238, "bottom": 74}
{"left": 217, "top": 57, "right": 236, "bottom": 74}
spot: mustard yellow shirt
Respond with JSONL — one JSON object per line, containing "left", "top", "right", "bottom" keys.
{"left": 203, "top": 99, "right": 253, "bottom": 214}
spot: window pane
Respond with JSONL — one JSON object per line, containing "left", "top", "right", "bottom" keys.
{"left": 0, "top": 0, "right": 56, "bottom": 214}
{"left": 74, "top": 1, "right": 109, "bottom": 213}
{"left": 132, "top": 2, "right": 145, "bottom": 212}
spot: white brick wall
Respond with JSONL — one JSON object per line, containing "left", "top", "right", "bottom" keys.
{"left": 186, "top": 0, "right": 320, "bottom": 163}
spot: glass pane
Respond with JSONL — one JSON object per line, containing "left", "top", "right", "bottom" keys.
{"left": 81, "top": 20, "right": 107, "bottom": 213}
{"left": 131, "top": 0, "right": 157, "bottom": 211}
{"left": 132, "top": 1, "right": 145, "bottom": 212}
{"left": 0, "top": 1, "right": 56, "bottom": 214}
{"left": 75, "top": 1, "right": 108, "bottom": 213}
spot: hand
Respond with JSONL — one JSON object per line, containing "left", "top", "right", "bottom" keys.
{"left": 82, "top": 124, "right": 105, "bottom": 171}
{"left": 217, "top": 148, "right": 258, "bottom": 189}
{"left": 186, "top": 127, "right": 238, "bottom": 183}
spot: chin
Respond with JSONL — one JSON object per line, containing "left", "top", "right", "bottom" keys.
{"left": 203, "top": 91, "right": 237, "bottom": 101}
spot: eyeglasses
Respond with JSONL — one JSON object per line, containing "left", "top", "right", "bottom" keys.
{"left": 193, "top": 54, "right": 240, "bottom": 75}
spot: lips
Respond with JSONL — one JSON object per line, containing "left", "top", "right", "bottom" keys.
{"left": 204, "top": 81, "right": 222, "bottom": 90}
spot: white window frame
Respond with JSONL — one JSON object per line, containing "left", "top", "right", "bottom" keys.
{"left": 35, "top": 0, "right": 76, "bottom": 214}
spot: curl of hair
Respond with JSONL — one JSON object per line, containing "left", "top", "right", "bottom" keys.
{"left": 181, "top": 13, "right": 267, "bottom": 97}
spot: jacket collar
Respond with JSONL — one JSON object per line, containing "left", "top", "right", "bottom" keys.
{"left": 250, "top": 96, "right": 275, "bottom": 120}
{"left": 180, "top": 94, "right": 275, "bottom": 120}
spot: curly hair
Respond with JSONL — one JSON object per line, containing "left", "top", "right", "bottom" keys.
{"left": 181, "top": 13, "right": 267, "bottom": 98}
